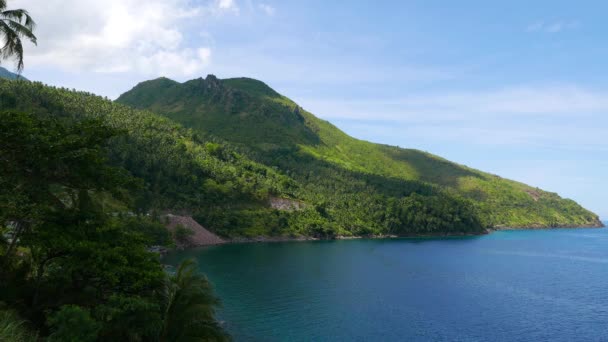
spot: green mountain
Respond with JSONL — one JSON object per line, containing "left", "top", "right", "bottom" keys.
{"left": 117, "top": 75, "right": 602, "bottom": 231}
{"left": 0, "top": 66, "right": 27, "bottom": 80}
{"left": 0, "top": 77, "right": 599, "bottom": 241}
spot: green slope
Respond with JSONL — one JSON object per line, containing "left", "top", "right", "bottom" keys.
{"left": 117, "top": 75, "right": 602, "bottom": 229}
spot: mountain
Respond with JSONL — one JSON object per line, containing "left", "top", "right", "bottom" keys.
{"left": 117, "top": 75, "right": 602, "bottom": 231}
{"left": 0, "top": 66, "right": 27, "bottom": 80}
{"left": 0, "top": 77, "right": 599, "bottom": 240}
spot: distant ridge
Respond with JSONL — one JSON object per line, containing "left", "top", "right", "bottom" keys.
{"left": 0, "top": 66, "right": 27, "bottom": 81}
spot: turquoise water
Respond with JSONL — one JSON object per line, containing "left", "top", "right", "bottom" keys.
{"left": 164, "top": 228, "right": 608, "bottom": 341}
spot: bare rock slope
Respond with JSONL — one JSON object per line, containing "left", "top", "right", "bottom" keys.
{"left": 165, "top": 214, "right": 225, "bottom": 246}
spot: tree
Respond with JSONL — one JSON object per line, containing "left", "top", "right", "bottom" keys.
{"left": 161, "top": 259, "right": 229, "bottom": 341}
{"left": 0, "top": 0, "right": 36, "bottom": 72}
{"left": 0, "top": 111, "right": 166, "bottom": 339}
{"left": 0, "top": 111, "right": 132, "bottom": 267}
{"left": 47, "top": 305, "right": 100, "bottom": 342}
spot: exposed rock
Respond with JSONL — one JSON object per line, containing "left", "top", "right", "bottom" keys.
{"left": 269, "top": 197, "right": 307, "bottom": 211}
{"left": 525, "top": 188, "right": 541, "bottom": 201}
{"left": 164, "top": 214, "right": 225, "bottom": 247}
{"left": 205, "top": 74, "right": 223, "bottom": 91}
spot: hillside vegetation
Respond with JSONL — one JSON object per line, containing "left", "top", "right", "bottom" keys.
{"left": 117, "top": 75, "right": 602, "bottom": 230}
{"left": 0, "top": 79, "right": 491, "bottom": 239}
{"left": 0, "top": 107, "right": 228, "bottom": 340}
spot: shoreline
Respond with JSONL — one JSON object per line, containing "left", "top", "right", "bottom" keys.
{"left": 168, "top": 222, "right": 605, "bottom": 250}
{"left": 490, "top": 221, "right": 605, "bottom": 230}
{"left": 226, "top": 230, "right": 488, "bottom": 245}
{"left": 227, "top": 222, "right": 605, "bottom": 244}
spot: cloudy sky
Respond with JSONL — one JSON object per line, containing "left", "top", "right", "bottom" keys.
{"left": 12, "top": 0, "right": 608, "bottom": 218}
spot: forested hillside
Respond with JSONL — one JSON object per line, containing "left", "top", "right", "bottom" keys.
{"left": 0, "top": 79, "right": 491, "bottom": 238}
{"left": 117, "top": 75, "right": 602, "bottom": 229}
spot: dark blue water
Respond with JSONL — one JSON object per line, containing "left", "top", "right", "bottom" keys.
{"left": 164, "top": 228, "right": 608, "bottom": 341}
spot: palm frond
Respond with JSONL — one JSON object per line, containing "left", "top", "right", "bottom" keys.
{"left": 0, "top": 20, "right": 21, "bottom": 56}
{"left": 5, "top": 19, "right": 37, "bottom": 44}
{"left": 1, "top": 9, "right": 36, "bottom": 31}
{"left": 0, "top": 4, "right": 36, "bottom": 72}
{"left": 0, "top": 12, "right": 36, "bottom": 72}
{"left": 161, "top": 259, "right": 230, "bottom": 341}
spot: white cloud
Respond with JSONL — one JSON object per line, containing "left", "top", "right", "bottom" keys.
{"left": 217, "top": 0, "right": 239, "bottom": 13}
{"left": 302, "top": 85, "right": 608, "bottom": 122}
{"left": 527, "top": 20, "right": 579, "bottom": 33}
{"left": 12, "top": 0, "right": 237, "bottom": 77}
{"left": 218, "top": 0, "right": 235, "bottom": 9}
{"left": 298, "top": 84, "right": 608, "bottom": 154}
{"left": 132, "top": 48, "right": 212, "bottom": 76}
{"left": 258, "top": 3, "right": 276, "bottom": 16}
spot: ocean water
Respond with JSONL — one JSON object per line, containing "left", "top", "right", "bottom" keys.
{"left": 163, "top": 227, "right": 608, "bottom": 341}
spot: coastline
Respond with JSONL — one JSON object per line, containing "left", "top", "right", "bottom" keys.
{"left": 167, "top": 221, "right": 604, "bottom": 251}
{"left": 490, "top": 222, "right": 605, "bottom": 230}
{"left": 228, "top": 220, "right": 604, "bottom": 244}
{"left": 226, "top": 230, "right": 488, "bottom": 245}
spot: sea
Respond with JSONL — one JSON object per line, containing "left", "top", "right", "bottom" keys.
{"left": 164, "top": 226, "right": 608, "bottom": 341}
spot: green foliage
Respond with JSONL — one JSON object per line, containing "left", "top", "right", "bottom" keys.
{"left": 0, "top": 110, "right": 133, "bottom": 229}
{"left": 94, "top": 295, "right": 162, "bottom": 341}
{"left": 124, "top": 217, "right": 172, "bottom": 246}
{"left": 0, "top": 108, "right": 226, "bottom": 340}
{"left": 48, "top": 305, "right": 100, "bottom": 342}
{"left": 160, "top": 259, "right": 230, "bottom": 342}
{"left": 0, "top": 308, "right": 36, "bottom": 342}
{"left": 385, "top": 193, "right": 483, "bottom": 235}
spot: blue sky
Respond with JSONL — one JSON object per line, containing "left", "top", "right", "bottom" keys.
{"left": 14, "top": 0, "right": 608, "bottom": 218}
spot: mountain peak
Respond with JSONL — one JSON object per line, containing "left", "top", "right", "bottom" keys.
{"left": 117, "top": 74, "right": 319, "bottom": 147}
{"left": 222, "top": 77, "right": 280, "bottom": 98}
{"left": 204, "top": 74, "right": 223, "bottom": 90}
{"left": 206, "top": 74, "right": 220, "bottom": 82}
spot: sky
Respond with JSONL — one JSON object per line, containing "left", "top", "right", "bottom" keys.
{"left": 12, "top": 0, "right": 608, "bottom": 218}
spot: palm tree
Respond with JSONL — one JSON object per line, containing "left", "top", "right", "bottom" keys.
{"left": 161, "top": 259, "right": 230, "bottom": 341}
{"left": 0, "top": 0, "right": 36, "bottom": 72}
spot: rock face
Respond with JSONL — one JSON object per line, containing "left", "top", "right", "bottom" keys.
{"left": 525, "top": 189, "right": 541, "bottom": 201}
{"left": 164, "top": 214, "right": 225, "bottom": 247}
{"left": 269, "top": 197, "right": 307, "bottom": 211}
